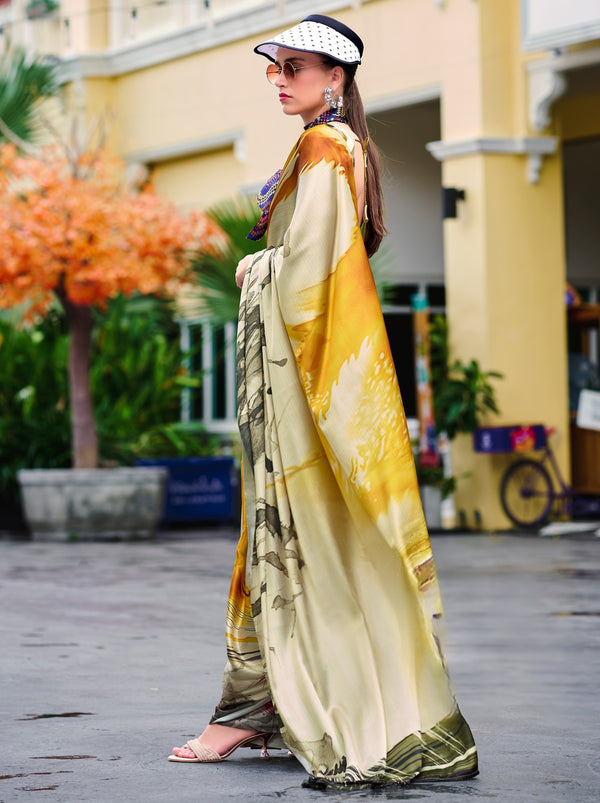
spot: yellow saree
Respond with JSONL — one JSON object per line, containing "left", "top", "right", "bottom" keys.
{"left": 211, "top": 122, "right": 478, "bottom": 787}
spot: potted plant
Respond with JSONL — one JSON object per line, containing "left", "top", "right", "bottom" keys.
{"left": 414, "top": 462, "right": 458, "bottom": 530}
{"left": 0, "top": 121, "right": 220, "bottom": 539}
{"left": 430, "top": 317, "right": 503, "bottom": 440}
{"left": 430, "top": 315, "right": 502, "bottom": 441}
{"left": 427, "top": 315, "right": 502, "bottom": 527}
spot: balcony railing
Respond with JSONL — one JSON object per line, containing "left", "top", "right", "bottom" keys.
{"left": 521, "top": 0, "right": 600, "bottom": 51}
{"left": 109, "top": 0, "right": 280, "bottom": 50}
{"left": 4, "top": 1, "right": 354, "bottom": 64}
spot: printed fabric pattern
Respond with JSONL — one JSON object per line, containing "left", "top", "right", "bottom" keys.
{"left": 212, "top": 123, "right": 478, "bottom": 787}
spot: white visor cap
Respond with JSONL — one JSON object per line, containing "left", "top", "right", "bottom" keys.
{"left": 255, "top": 16, "right": 363, "bottom": 65}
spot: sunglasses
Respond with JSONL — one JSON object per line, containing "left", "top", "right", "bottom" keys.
{"left": 266, "top": 61, "right": 328, "bottom": 84}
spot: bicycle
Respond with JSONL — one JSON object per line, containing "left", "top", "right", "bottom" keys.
{"left": 473, "top": 424, "right": 600, "bottom": 528}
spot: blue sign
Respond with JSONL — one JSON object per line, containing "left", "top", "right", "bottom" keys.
{"left": 138, "top": 457, "right": 235, "bottom": 521}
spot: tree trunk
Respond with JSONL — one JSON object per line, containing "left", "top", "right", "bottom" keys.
{"left": 64, "top": 301, "right": 98, "bottom": 468}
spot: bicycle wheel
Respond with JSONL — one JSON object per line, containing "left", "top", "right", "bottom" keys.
{"left": 500, "top": 459, "right": 554, "bottom": 528}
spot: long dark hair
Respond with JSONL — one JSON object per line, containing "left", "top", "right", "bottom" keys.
{"left": 324, "top": 61, "right": 387, "bottom": 257}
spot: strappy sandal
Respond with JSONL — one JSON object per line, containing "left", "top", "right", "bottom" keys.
{"left": 168, "top": 732, "right": 273, "bottom": 763}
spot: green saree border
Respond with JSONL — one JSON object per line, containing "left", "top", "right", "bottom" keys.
{"left": 303, "top": 708, "right": 478, "bottom": 789}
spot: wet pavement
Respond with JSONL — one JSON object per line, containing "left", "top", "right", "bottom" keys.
{"left": 1, "top": 528, "right": 599, "bottom": 802}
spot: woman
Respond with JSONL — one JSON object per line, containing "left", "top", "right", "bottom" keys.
{"left": 170, "top": 14, "right": 478, "bottom": 789}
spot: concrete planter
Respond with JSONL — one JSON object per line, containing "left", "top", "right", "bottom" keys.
{"left": 17, "top": 467, "right": 167, "bottom": 541}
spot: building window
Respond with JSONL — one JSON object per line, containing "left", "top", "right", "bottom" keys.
{"left": 179, "top": 318, "right": 237, "bottom": 433}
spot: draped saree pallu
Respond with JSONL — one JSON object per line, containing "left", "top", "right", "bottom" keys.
{"left": 210, "top": 123, "right": 478, "bottom": 788}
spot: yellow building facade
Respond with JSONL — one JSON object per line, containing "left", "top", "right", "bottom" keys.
{"left": 5, "top": 0, "right": 600, "bottom": 528}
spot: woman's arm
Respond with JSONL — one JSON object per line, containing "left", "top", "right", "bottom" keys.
{"left": 235, "top": 254, "right": 253, "bottom": 288}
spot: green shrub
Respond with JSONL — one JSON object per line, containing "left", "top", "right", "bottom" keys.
{"left": 0, "top": 294, "right": 207, "bottom": 504}
{"left": 90, "top": 294, "right": 202, "bottom": 463}
{"left": 0, "top": 310, "right": 71, "bottom": 501}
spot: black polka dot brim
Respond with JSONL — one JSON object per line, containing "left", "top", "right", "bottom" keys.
{"left": 254, "top": 13, "right": 363, "bottom": 65}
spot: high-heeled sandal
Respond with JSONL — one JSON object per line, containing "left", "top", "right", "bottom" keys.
{"left": 168, "top": 732, "right": 273, "bottom": 763}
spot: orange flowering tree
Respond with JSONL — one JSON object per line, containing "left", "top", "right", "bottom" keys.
{"left": 0, "top": 138, "right": 220, "bottom": 468}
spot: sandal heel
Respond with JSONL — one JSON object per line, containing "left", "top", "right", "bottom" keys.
{"left": 260, "top": 734, "right": 273, "bottom": 760}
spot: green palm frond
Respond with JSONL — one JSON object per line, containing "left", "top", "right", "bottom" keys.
{"left": 188, "top": 194, "right": 398, "bottom": 323}
{"left": 186, "top": 195, "right": 264, "bottom": 325}
{"left": 0, "top": 47, "right": 58, "bottom": 144}
{"left": 369, "top": 244, "right": 398, "bottom": 304}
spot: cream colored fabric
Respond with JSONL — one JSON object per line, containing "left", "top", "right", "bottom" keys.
{"left": 213, "top": 123, "right": 477, "bottom": 787}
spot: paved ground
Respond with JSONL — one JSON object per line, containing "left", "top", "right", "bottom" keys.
{"left": 1, "top": 527, "right": 599, "bottom": 802}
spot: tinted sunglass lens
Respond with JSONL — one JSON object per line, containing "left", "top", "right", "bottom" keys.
{"left": 282, "top": 63, "right": 296, "bottom": 80}
{"left": 266, "top": 64, "right": 279, "bottom": 83}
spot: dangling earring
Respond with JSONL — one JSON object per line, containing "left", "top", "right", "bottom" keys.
{"left": 336, "top": 95, "right": 344, "bottom": 115}
{"left": 324, "top": 86, "right": 335, "bottom": 108}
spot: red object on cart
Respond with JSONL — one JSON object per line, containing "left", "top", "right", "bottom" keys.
{"left": 473, "top": 425, "right": 547, "bottom": 454}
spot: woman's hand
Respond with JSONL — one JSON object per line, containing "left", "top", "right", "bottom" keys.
{"left": 235, "top": 255, "right": 253, "bottom": 288}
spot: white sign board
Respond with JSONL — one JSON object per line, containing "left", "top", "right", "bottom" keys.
{"left": 522, "top": 0, "right": 600, "bottom": 51}
{"left": 577, "top": 389, "right": 600, "bottom": 432}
